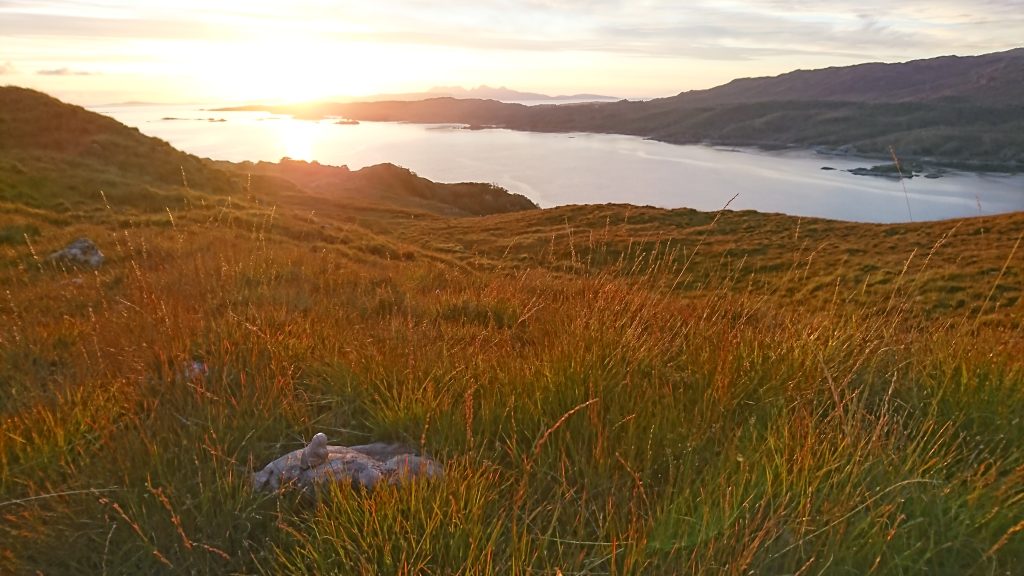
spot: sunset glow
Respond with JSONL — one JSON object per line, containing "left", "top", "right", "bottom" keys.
{"left": 277, "top": 116, "right": 327, "bottom": 161}
{"left": 3, "top": 0, "right": 1024, "bottom": 105}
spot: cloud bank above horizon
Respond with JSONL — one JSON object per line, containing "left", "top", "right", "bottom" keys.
{"left": 3, "top": 0, "right": 1022, "bottom": 104}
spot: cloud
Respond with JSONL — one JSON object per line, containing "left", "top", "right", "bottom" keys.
{"left": 1, "top": 0, "right": 1021, "bottom": 74}
{"left": 0, "top": 12, "right": 217, "bottom": 39}
{"left": 37, "top": 67, "right": 96, "bottom": 76}
{"left": 0, "top": 61, "right": 14, "bottom": 74}
{"left": 300, "top": 0, "right": 1024, "bottom": 63}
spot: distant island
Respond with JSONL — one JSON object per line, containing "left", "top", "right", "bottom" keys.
{"left": 320, "top": 85, "right": 620, "bottom": 104}
{"left": 218, "top": 49, "right": 1024, "bottom": 173}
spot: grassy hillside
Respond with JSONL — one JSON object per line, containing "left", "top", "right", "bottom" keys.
{"left": 0, "top": 86, "right": 236, "bottom": 211}
{"left": 214, "top": 158, "right": 537, "bottom": 217}
{"left": 0, "top": 86, "right": 535, "bottom": 218}
{"left": 2, "top": 91, "right": 1024, "bottom": 575}
{"left": 503, "top": 100, "right": 1024, "bottom": 171}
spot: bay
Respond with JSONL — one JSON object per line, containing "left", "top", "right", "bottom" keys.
{"left": 91, "top": 103, "right": 1024, "bottom": 223}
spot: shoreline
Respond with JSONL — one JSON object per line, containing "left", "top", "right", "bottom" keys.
{"left": 210, "top": 105, "right": 1024, "bottom": 177}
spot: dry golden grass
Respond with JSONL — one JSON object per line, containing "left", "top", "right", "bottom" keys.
{"left": 1, "top": 188, "right": 1023, "bottom": 574}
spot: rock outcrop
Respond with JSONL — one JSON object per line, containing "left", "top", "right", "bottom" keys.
{"left": 48, "top": 238, "right": 104, "bottom": 268}
{"left": 253, "top": 433, "right": 443, "bottom": 493}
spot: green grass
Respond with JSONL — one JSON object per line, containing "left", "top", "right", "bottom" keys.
{"left": 1, "top": 184, "right": 1023, "bottom": 574}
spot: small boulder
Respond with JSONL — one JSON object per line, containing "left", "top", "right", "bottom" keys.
{"left": 48, "top": 238, "right": 104, "bottom": 268}
{"left": 181, "top": 360, "right": 208, "bottom": 381}
{"left": 253, "top": 433, "right": 443, "bottom": 494}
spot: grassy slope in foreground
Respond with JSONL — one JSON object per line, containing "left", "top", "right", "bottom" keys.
{"left": 2, "top": 90, "right": 1024, "bottom": 575}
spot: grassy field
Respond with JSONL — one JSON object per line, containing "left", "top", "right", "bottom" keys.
{"left": 2, "top": 86, "right": 1023, "bottom": 575}
{"left": 2, "top": 182, "right": 1023, "bottom": 574}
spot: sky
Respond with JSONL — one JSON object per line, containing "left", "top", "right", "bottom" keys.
{"left": 2, "top": 0, "right": 1023, "bottom": 105}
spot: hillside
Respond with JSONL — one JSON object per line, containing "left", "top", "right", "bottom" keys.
{"left": 1, "top": 89, "right": 1024, "bottom": 574}
{"left": 0, "top": 86, "right": 236, "bottom": 210}
{"left": 227, "top": 49, "right": 1024, "bottom": 170}
{"left": 0, "top": 86, "right": 536, "bottom": 217}
{"left": 210, "top": 158, "right": 537, "bottom": 218}
{"left": 666, "top": 48, "right": 1024, "bottom": 107}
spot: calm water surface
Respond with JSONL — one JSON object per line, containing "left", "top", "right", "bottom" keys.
{"left": 92, "top": 104, "right": 1024, "bottom": 223}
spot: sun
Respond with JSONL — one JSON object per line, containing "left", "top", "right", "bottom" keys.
{"left": 201, "top": 38, "right": 390, "bottom": 103}
{"left": 206, "top": 41, "right": 332, "bottom": 103}
{"left": 277, "top": 119, "right": 323, "bottom": 162}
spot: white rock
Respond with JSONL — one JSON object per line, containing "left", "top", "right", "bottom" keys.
{"left": 253, "top": 433, "right": 443, "bottom": 493}
{"left": 182, "top": 360, "right": 208, "bottom": 381}
{"left": 48, "top": 238, "right": 104, "bottom": 268}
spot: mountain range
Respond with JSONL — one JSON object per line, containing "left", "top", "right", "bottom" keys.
{"left": 667, "top": 48, "right": 1024, "bottom": 107}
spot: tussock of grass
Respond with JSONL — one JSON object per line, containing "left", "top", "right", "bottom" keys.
{"left": 1, "top": 191, "right": 1023, "bottom": 575}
